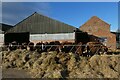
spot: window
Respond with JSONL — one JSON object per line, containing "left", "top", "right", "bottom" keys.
{"left": 99, "top": 37, "right": 107, "bottom": 42}
{"left": 98, "top": 37, "right": 107, "bottom": 46}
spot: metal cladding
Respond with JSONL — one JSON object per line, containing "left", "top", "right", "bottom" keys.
{"left": 6, "top": 12, "right": 79, "bottom": 34}
{"left": 0, "top": 23, "right": 13, "bottom": 33}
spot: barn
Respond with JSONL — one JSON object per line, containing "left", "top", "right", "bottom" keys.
{"left": 80, "top": 16, "right": 116, "bottom": 50}
{"left": 5, "top": 12, "right": 89, "bottom": 44}
{"left": 111, "top": 32, "right": 120, "bottom": 49}
{"left": 0, "top": 23, "right": 13, "bottom": 46}
{"left": 0, "top": 23, "right": 14, "bottom": 33}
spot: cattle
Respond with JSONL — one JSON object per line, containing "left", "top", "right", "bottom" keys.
{"left": 35, "top": 41, "right": 49, "bottom": 53}
{"left": 54, "top": 41, "right": 61, "bottom": 53}
{"left": 20, "top": 42, "right": 28, "bottom": 50}
{"left": 47, "top": 41, "right": 61, "bottom": 53}
{"left": 35, "top": 42, "right": 42, "bottom": 53}
{"left": 84, "top": 42, "right": 108, "bottom": 57}
{"left": 35, "top": 41, "right": 61, "bottom": 53}
{"left": 75, "top": 42, "right": 83, "bottom": 55}
{"left": 47, "top": 41, "right": 55, "bottom": 51}
{"left": 8, "top": 41, "right": 18, "bottom": 51}
{"left": 3, "top": 40, "right": 109, "bottom": 57}
{"left": 69, "top": 43, "right": 76, "bottom": 53}
{"left": 98, "top": 44, "right": 108, "bottom": 55}
{"left": 2, "top": 43, "right": 9, "bottom": 51}
{"left": 43, "top": 42, "right": 49, "bottom": 52}
{"left": 60, "top": 41, "right": 74, "bottom": 53}
{"left": 28, "top": 42, "right": 34, "bottom": 51}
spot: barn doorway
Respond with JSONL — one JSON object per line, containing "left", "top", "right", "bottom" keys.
{"left": 75, "top": 30, "right": 89, "bottom": 44}
{"left": 4, "top": 32, "right": 30, "bottom": 45}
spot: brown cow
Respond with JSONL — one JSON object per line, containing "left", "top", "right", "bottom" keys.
{"left": 75, "top": 42, "right": 83, "bottom": 55}
{"left": 35, "top": 42, "right": 42, "bottom": 53}
{"left": 47, "top": 41, "right": 61, "bottom": 53}
{"left": 84, "top": 42, "right": 108, "bottom": 57}
{"left": 60, "top": 41, "right": 74, "bottom": 53}
{"left": 43, "top": 42, "right": 49, "bottom": 52}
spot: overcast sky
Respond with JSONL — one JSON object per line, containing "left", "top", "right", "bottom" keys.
{"left": 1, "top": 2, "right": 119, "bottom": 32}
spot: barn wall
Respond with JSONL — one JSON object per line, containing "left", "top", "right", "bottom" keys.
{"left": 30, "top": 33, "right": 75, "bottom": 43}
{"left": 80, "top": 16, "right": 116, "bottom": 50}
{"left": 80, "top": 28, "right": 116, "bottom": 50}
{"left": 93, "top": 32, "right": 116, "bottom": 50}
{"left": 7, "top": 12, "right": 76, "bottom": 34}
{"left": 0, "top": 34, "right": 4, "bottom": 46}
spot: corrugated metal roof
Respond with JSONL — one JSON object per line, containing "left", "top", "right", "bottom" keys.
{"left": 7, "top": 12, "right": 79, "bottom": 34}
{"left": 0, "top": 23, "right": 13, "bottom": 32}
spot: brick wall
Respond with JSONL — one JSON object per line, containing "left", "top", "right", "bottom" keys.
{"left": 80, "top": 16, "right": 116, "bottom": 50}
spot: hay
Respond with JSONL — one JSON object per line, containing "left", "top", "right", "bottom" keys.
{"left": 2, "top": 49, "right": 120, "bottom": 78}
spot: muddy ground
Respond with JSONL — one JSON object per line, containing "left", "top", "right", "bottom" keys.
{"left": 1, "top": 49, "right": 120, "bottom": 79}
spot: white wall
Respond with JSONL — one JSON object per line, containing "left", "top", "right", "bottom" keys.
{"left": 0, "top": 33, "right": 75, "bottom": 46}
{"left": 0, "top": 34, "right": 4, "bottom": 46}
{"left": 30, "top": 33, "right": 75, "bottom": 42}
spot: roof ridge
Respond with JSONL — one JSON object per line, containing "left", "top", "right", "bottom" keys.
{"left": 6, "top": 12, "right": 38, "bottom": 34}
{"left": 6, "top": 12, "right": 79, "bottom": 34}
{"left": 14, "top": 12, "right": 37, "bottom": 27}
{"left": 36, "top": 12, "right": 76, "bottom": 28}
{"left": 92, "top": 16, "right": 110, "bottom": 25}
{"left": 97, "top": 17, "right": 110, "bottom": 25}
{"left": 13, "top": 12, "right": 76, "bottom": 28}
{"left": 0, "top": 23, "right": 13, "bottom": 26}
{"left": 80, "top": 16, "right": 110, "bottom": 28}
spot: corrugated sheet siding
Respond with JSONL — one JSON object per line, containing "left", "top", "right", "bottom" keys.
{"left": 7, "top": 13, "right": 77, "bottom": 34}
{"left": 30, "top": 33, "right": 75, "bottom": 41}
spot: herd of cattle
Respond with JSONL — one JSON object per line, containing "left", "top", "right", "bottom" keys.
{"left": 2, "top": 41, "right": 108, "bottom": 57}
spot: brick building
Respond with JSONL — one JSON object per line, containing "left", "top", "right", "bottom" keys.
{"left": 80, "top": 16, "right": 116, "bottom": 50}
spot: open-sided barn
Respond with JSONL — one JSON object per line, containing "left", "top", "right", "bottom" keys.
{"left": 111, "top": 32, "right": 120, "bottom": 49}
{"left": 5, "top": 12, "right": 89, "bottom": 44}
{"left": 3, "top": 12, "right": 118, "bottom": 50}
{"left": 0, "top": 23, "right": 13, "bottom": 46}
{"left": 0, "top": 23, "right": 13, "bottom": 33}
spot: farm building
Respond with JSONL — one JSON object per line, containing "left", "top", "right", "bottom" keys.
{"left": 80, "top": 16, "right": 116, "bottom": 50}
{"left": 0, "top": 23, "right": 14, "bottom": 33}
{"left": 0, "top": 23, "right": 13, "bottom": 46}
{"left": 0, "top": 32, "right": 4, "bottom": 46}
{"left": 5, "top": 12, "right": 89, "bottom": 44}
{"left": 111, "top": 32, "right": 120, "bottom": 49}
{"left": 3, "top": 12, "right": 119, "bottom": 50}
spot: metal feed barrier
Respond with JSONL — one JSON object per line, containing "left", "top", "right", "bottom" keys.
{"left": 0, "top": 43, "right": 110, "bottom": 57}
